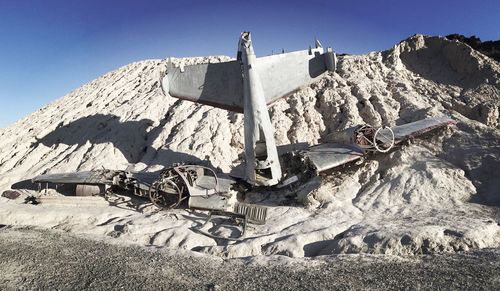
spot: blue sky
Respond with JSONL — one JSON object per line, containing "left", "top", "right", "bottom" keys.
{"left": 0, "top": 0, "right": 499, "bottom": 128}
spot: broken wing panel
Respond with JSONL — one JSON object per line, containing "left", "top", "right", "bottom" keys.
{"left": 303, "top": 144, "right": 365, "bottom": 173}
{"left": 255, "top": 48, "right": 331, "bottom": 105}
{"left": 31, "top": 170, "right": 119, "bottom": 185}
{"left": 389, "top": 117, "right": 456, "bottom": 142}
{"left": 165, "top": 61, "right": 244, "bottom": 112}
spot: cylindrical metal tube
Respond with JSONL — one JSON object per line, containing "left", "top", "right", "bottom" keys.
{"left": 75, "top": 184, "right": 105, "bottom": 196}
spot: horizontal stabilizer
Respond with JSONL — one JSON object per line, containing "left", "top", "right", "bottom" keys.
{"left": 256, "top": 48, "right": 333, "bottom": 105}
{"left": 164, "top": 60, "right": 244, "bottom": 112}
{"left": 163, "top": 48, "right": 335, "bottom": 112}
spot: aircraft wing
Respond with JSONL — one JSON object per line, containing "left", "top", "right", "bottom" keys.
{"left": 302, "top": 144, "right": 365, "bottom": 173}
{"left": 163, "top": 48, "right": 335, "bottom": 113}
{"left": 32, "top": 170, "right": 120, "bottom": 185}
{"left": 390, "top": 117, "right": 456, "bottom": 142}
{"left": 300, "top": 117, "right": 455, "bottom": 173}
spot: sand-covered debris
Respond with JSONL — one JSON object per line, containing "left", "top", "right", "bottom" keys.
{"left": 0, "top": 35, "right": 499, "bottom": 258}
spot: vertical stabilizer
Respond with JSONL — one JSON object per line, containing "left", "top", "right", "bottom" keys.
{"left": 239, "top": 32, "right": 282, "bottom": 186}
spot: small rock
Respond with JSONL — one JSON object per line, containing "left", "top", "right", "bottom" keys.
{"left": 2, "top": 190, "right": 21, "bottom": 199}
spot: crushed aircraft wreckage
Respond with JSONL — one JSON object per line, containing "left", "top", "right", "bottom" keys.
{"left": 30, "top": 32, "right": 456, "bottom": 239}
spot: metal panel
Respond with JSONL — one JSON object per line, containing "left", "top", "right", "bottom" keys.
{"left": 234, "top": 203, "right": 267, "bottom": 224}
{"left": 165, "top": 49, "right": 333, "bottom": 112}
{"left": 255, "top": 48, "right": 328, "bottom": 105}
{"left": 240, "top": 32, "right": 282, "bottom": 186}
{"left": 31, "top": 170, "right": 118, "bottom": 185}
{"left": 303, "top": 144, "right": 365, "bottom": 173}
{"left": 166, "top": 61, "right": 244, "bottom": 112}
{"left": 389, "top": 117, "right": 456, "bottom": 142}
{"left": 188, "top": 195, "right": 230, "bottom": 211}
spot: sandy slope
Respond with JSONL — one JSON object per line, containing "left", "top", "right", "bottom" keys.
{"left": 0, "top": 35, "right": 499, "bottom": 258}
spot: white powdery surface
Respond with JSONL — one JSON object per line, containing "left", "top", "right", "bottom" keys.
{"left": 0, "top": 35, "right": 499, "bottom": 258}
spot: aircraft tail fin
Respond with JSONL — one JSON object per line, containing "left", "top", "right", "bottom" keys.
{"left": 162, "top": 41, "right": 337, "bottom": 112}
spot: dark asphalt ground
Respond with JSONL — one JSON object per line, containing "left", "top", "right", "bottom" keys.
{"left": 0, "top": 226, "right": 499, "bottom": 290}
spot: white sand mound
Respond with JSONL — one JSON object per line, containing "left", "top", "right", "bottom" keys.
{"left": 0, "top": 35, "right": 499, "bottom": 258}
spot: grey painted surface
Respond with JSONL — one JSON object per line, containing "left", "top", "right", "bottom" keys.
{"left": 239, "top": 32, "right": 282, "bottom": 186}
{"left": 164, "top": 48, "right": 335, "bottom": 113}
{"left": 255, "top": 48, "right": 328, "bottom": 105}
{"left": 166, "top": 61, "right": 244, "bottom": 112}
{"left": 303, "top": 143, "right": 365, "bottom": 173}
{"left": 390, "top": 117, "right": 455, "bottom": 141}
{"left": 31, "top": 170, "right": 119, "bottom": 185}
{"left": 303, "top": 117, "right": 455, "bottom": 173}
{"left": 163, "top": 32, "right": 336, "bottom": 186}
